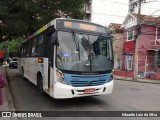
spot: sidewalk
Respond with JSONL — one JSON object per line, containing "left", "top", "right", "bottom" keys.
{"left": 114, "top": 74, "right": 160, "bottom": 84}
{"left": 0, "top": 66, "right": 17, "bottom": 120}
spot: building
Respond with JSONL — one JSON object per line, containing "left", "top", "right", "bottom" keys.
{"left": 114, "top": 13, "right": 160, "bottom": 79}
{"left": 84, "top": 0, "right": 128, "bottom": 26}
{"left": 108, "top": 23, "right": 123, "bottom": 70}
{"left": 84, "top": 0, "right": 92, "bottom": 21}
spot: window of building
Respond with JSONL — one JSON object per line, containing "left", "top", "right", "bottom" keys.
{"left": 126, "top": 56, "right": 132, "bottom": 70}
{"left": 127, "top": 30, "right": 133, "bottom": 41}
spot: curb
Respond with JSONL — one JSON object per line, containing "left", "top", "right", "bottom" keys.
{"left": 1, "top": 67, "right": 18, "bottom": 120}
{"left": 115, "top": 77, "right": 160, "bottom": 84}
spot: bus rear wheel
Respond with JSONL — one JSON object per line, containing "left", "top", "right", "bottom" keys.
{"left": 37, "top": 74, "right": 45, "bottom": 95}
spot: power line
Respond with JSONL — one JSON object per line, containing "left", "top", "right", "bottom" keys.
{"left": 102, "top": 0, "right": 160, "bottom": 10}
{"left": 148, "top": 0, "right": 160, "bottom": 2}
{"left": 141, "top": 6, "right": 160, "bottom": 10}
{"left": 141, "top": 9, "right": 160, "bottom": 24}
{"left": 100, "top": 0, "right": 128, "bottom": 5}
{"left": 92, "top": 13, "right": 125, "bottom": 18}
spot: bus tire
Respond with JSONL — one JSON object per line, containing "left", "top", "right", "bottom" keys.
{"left": 37, "top": 73, "right": 45, "bottom": 95}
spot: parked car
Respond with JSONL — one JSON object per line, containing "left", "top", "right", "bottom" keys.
{"left": 9, "top": 58, "right": 18, "bottom": 68}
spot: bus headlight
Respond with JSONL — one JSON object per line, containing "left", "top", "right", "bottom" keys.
{"left": 56, "top": 70, "right": 67, "bottom": 84}
{"left": 108, "top": 74, "right": 114, "bottom": 82}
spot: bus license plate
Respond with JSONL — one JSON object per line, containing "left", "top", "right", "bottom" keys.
{"left": 84, "top": 88, "right": 95, "bottom": 93}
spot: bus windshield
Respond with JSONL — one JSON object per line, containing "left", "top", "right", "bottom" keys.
{"left": 56, "top": 31, "right": 113, "bottom": 72}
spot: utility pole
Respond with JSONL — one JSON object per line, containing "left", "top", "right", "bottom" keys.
{"left": 133, "top": 0, "right": 142, "bottom": 80}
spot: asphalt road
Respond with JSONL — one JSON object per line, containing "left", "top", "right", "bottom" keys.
{"left": 5, "top": 67, "right": 160, "bottom": 120}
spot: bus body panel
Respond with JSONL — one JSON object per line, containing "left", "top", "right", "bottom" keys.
{"left": 52, "top": 72, "right": 113, "bottom": 98}
{"left": 19, "top": 58, "right": 49, "bottom": 89}
{"left": 63, "top": 73, "right": 112, "bottom": 87}
{"left": 53, "top": 80, "right": 114, "bottom": 99}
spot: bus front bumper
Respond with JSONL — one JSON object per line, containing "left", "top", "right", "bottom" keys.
{"left": 53, "top": 80, "right": 114, "bottom": 99}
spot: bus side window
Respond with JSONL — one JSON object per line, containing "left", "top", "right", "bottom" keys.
{"left": 32, "top": 47, "right": 39, "bottom": 56}
{"left": 37, "top": 33, "right": 44, "bottom": 56}
{"left": 32, "top": 37, "right": 38, "bottom": 56}
{"left": 17, "top": 46, "right": 22, "bottom": 57}
{"left": 28, "top": 40, "right": 32, "bottom": 56}
{"left": 23, "top": 42, "right": 29, "bottom": 57}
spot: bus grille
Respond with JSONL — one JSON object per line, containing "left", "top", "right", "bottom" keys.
{"left": 70, "top": 79, "right": 106, "bottom": 87}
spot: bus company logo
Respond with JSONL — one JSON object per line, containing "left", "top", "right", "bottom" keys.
{"left": 2, "top": 112, "right": 11, "bottom": 117}
{"left": 88, "top": 81, "right": 92, "bottom": 86}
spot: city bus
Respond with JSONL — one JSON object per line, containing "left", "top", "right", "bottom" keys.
{"left": 18, "top": 18, "right": 114, "bottom": 99}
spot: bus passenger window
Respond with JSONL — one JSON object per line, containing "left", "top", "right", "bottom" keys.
{"left": 37, "top": 34, "right": 44, "bottom": 56}
{"left": 32, "top": 47, "right": 39, "bottom": 56}
{"left": 32, "top": 37, "right": 38, "bottom": 56}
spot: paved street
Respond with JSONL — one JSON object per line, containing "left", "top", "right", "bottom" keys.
{"left": 5, "top": 67, "right": 160, "bottom": 120}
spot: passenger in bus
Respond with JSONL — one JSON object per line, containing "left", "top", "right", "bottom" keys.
{"left": 32, "top": 47, "right": 39, "bottom": 56}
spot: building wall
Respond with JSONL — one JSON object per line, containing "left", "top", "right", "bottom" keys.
{"left": 138, "top": 25, "right": 156, "bottom": 73}
{"left": 122, "top": 24, "right": 156, "bottom": 73}
{"left": 113, "top": 33, "right": 123, "bottom": 69}
{"left": 84, "top": 0, "right": 92, "bottom": 21}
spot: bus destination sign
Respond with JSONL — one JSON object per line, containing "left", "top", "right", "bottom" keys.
{"left": 64, "top": 21, "right": 96, "bottom": 31}
{"left": 57, "top": 19, "right": 106, "bottom": 33}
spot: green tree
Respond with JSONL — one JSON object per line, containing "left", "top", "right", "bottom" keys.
{"left": 0, "top": 37, "right": 23, "bottom": 57}
{"left": 0, "top": 0, "right": 85, "bottom": 41}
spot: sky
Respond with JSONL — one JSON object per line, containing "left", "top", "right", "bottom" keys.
{"left": 139, "top": 1, "right": 160, "bottom": 16}
{"left": 91, "top": 0, "right": 160, "bottom": 26}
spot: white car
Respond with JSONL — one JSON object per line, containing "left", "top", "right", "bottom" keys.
{"left": 9, "top": 58, "right": 18, "bottom": 68}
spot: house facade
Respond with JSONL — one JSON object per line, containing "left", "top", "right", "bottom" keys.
{"left": 108, "top": 23, "right": 123, "bottom": 70}
{"left": 114, "top": 13, "right": 160, "bottom": 79}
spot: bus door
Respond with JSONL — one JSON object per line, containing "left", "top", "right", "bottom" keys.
{"left": 45, "top": 29, "right": 55, "bottom": 89}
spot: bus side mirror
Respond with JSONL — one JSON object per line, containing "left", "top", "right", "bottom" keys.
{"left": 46, "top": 26, "right": 57, "bottom": 45}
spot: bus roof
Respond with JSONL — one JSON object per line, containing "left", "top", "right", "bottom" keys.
{"left": 24, "top": 18, "right": 110, "bottom": 42}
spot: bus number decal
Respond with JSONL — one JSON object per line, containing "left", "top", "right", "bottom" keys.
{"left": 64, "top": 21, "right": 72, "bottom": 27}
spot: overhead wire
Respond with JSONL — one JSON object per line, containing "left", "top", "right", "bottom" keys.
{"left": 140, "top": 9, "right": 160, "bottom": 24}
{"left": 92, "top": 13, "right": 125, "bottom": 18}
{"left": 107, "top": 0, "right": 160, "bottom": 39}
{"left": 101, "top": 0, "right": 160, "bottom": 10}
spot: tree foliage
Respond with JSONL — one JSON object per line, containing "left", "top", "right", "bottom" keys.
{"left": 0, "top": 0, "right": 85, "bottom": 42}
{"left": 0, "top": 37, "right": 23, "bottom": 57}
